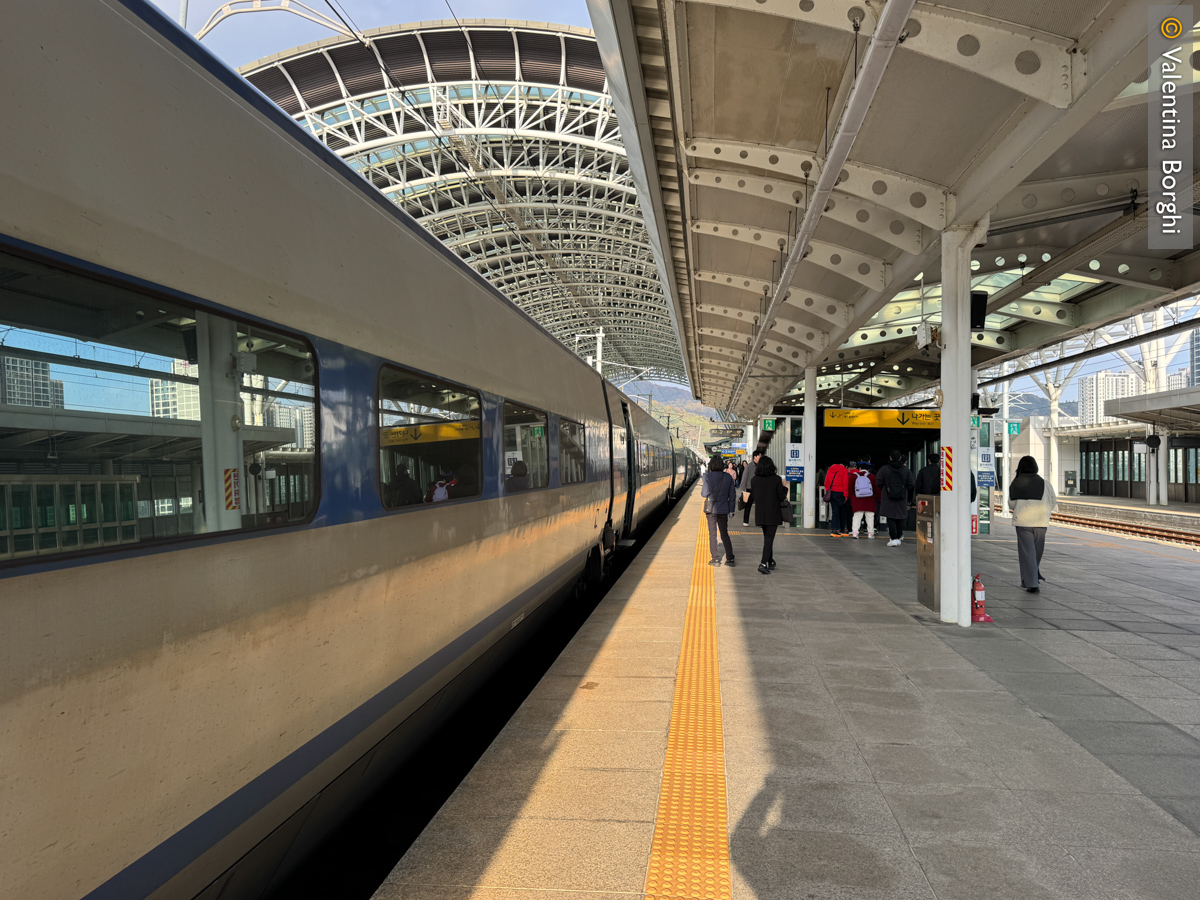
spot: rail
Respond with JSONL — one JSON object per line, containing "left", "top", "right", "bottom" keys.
{"left": 1049, "top": 512, "right": 1200, "bottom": 548}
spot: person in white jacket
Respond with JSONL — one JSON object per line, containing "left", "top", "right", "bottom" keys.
{"left": 1008, "top": 456, "right": 1057, "bottom": 593}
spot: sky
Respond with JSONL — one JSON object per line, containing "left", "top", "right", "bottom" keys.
{"left": 152, "top": 0, "right": 592, "bottom": 68}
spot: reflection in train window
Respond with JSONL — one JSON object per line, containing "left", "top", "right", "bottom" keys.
{"left": 378, "top": 366, "right": 482, "bottom": 507}
{"left": 503, "top": 402, "right": 548, "bottom": 492}
{"left": 559, "top": 418, "right": 586, "bottom": 484}
{"left": 0, "top": 249, "right": 317, "bottom": 564}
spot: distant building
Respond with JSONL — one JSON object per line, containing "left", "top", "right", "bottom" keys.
{"left": 297, "top": 406, "right": 315, "bottom": 450}
{"left": 1078, "top": 370, "right": 1142, "bottom": 426}
{"left": 263, "top": 403, "right": 315, "bottom": 450}
{"left": 0, "top": 355, "right": 66, "bottom": 408}
{"left": 1167, "top": 367, "right": 1190, "bottom": 391}
{"left": 150, "top": 361, "right": 200, "bottom": 420}
{"left": 1191, "top": 330, "right": 1200, "bottom": 388}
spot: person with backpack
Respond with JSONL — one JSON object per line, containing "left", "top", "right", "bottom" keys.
{"left": 875, "top": 450, "right": 915, "bottom": 546}
{"left": 914, "top": 452, "right": 941, "bottom": 497}
{"left": 701, "top": 454, "right": 738, "bottom": 567}
{"left": 740, "top": 449, "right": 763, "bottom": 525}
{"left": 822, "top": 459, "right": 851, "bottom": 536}
{"left": 848, "top": 463, "right": 877, "bottom": 539}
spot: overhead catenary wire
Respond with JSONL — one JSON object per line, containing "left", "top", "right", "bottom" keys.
{"left": 317, "top": 1, "right": 625, "bottom": 367}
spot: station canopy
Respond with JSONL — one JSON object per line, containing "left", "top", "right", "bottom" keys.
{"left": 588, "top": 0, "right": 1200, "bottom": 416}
{"left": 240, "top": 20, "right": 687, "bottom": 384}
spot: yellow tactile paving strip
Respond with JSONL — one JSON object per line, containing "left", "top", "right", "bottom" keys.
{"left": 643, "top": 515, "right": 731, "bottom": 900}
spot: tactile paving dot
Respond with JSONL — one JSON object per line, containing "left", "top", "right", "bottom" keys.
{"left": 643, "top": 516, "right": 731, "bottom": 900}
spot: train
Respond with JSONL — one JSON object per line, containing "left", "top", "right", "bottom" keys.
{"left": 0, "top": 3, "right": 699, "bottom": 899}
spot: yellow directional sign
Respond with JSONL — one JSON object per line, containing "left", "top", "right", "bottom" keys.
{"left": 824, "top": 409, "right": 941, "bottom": 429}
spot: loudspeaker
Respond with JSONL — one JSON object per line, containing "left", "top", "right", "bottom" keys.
{"left": 970, "top": 290, "right": 988, "bottom": 330}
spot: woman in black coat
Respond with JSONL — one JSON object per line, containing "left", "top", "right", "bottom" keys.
{"left": 748, "top": 455, "right": 788, "bottom": 574}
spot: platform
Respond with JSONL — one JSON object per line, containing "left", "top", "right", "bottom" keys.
{"left": 373, "top": 489, "right": 1200, "bottom": 900}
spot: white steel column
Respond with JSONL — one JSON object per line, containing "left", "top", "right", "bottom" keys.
{"left": 939, "top": 219, "right": 988, "bottom": 627}
{"left": 1001, "top": 362, "right": 1012, "bottom": 515}
{"left": 196, "top": 312, "right": 245, "bottom": 533}
{"left": 1158, "top": 430, "right": 1171, "bottom": 507}
{"left": 802, "top": 366, "right": 818, "bottom": 528}
{"left": 1146, "top": 425, "right": 1158, "bottom": 506}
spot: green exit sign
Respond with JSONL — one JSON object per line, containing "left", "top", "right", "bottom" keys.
{"left": 531, "top": 426, "right": 545, "bottom": 437}
{"left": 1008, "top": 422, "right": 1021, "bottom": 435}
{"left": 762, "top": 418, "right": 777, "bottom": 431}
{"left": 970, "top": 415, "right": 980, "bottom": 428}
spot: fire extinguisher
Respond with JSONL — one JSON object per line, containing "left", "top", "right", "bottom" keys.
{"left": 971, "top": 573, "right": 993, "bottom": 623}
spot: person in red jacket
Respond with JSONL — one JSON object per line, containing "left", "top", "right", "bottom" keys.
{"left": 823, "top": 460, "right": 851, "bottom": 535}
{"left": 848, "top": 462, "right": 877, "bottom": 539}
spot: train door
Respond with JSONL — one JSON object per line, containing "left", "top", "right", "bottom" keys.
{"left": 604, "top": 383, "right": 630, "bottom": 541}
{"left": 668, "top": 434, "right": 679, "bottom": 499}
{"left": 621, "top": 401, "right": 637, "bottom": 535}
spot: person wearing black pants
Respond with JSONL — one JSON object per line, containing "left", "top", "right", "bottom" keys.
{"left": 740, "top": 449, "right": 762, "bottom": 525}
{"left": 749, "top": 454, "right": 788, "bottom": 574}
{"left": 701, "top": 454, "right": 738, "bottom": 567}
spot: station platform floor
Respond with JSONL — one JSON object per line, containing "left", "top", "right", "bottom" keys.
{"left": 372, "top": 489, "right": 1200, "bottom": 900}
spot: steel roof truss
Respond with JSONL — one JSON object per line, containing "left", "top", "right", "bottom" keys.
{"left": 687, "top": 0, "right": 1076, "bottom": 107}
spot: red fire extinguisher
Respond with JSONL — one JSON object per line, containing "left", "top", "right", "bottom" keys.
{"left": 971, "top": 573, "right": 993, "bottom": 623}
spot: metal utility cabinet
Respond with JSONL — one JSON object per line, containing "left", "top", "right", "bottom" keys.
{"left": 916, "top": 494, "right": 940, "bottom": 614}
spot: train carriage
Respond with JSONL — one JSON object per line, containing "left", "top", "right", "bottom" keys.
{"left": 0, "top": 3, "right": 695, "bottom": 900}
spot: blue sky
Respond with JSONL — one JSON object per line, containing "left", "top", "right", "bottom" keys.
{"left": 152, "top": 0, "right": 592, "bottom": 67}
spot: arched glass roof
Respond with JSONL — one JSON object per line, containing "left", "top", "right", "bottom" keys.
{"left": 240, "top": 20, "right": 687, "bottom": 385}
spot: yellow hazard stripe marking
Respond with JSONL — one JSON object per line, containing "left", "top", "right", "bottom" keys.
{"left": 643, "top": 515, "right": 731, "bottom": 900}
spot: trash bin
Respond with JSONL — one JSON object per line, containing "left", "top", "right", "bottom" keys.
{"left": 916, "top": 494, "right": 940, "bottom": 614}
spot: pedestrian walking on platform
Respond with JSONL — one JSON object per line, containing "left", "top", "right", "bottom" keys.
{"left": 848, "top": 463, "right": 876, "bottom": 538}
{"left": 1009, "top": 455, "right": 1056, "bottom": 593}
{"left": 701, "top": 454, "right": 738, "bottom": 567}
{"left": 823, "top": 460, "right": 851, "bottom": 535}
{"left": 749, "top": 455, "right": 788, "bottom": 574}
{"left": 876, "top": 450, "right": 915, "bottom": 546}
{"left": 740, "top": 449, "right": 762, "bottom": 525}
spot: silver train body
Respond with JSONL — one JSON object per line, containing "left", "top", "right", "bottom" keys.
{"left": 0, "top": 3, "right": 699, "bottom": 899}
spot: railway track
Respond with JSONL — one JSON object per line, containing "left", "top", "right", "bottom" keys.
{"left": 1049, "top": 512, "right": 1200, "bottom": 547}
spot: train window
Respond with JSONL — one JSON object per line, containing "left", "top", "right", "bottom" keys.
{"left": 378, "top": 366, "right": 481, "bottom": 506}
{"left": 0, "top": 248, "right": 318, "bottom": 565}
{"left": 503, "top": 402, "right": 548, "bottom": 492}
{"left": 559, "top": 418, "right": 586, "bottom": 484}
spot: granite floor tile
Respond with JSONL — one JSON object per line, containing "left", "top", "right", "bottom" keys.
{"left": 860, "top": 743, "right": 1004, "bottom": 787}
{"left": 1086, "top": 674, "right": 1199, "bottom": 699}
{"left": 1066, "top": 847, "right": 1200, "bottom": 900}
{"left": 1021, "top": 693, "right": 1162, "bottom": 722}
{"left": 1015, "top": 790, "right": 1200, "bottom": 849}
{"left": 978, "top": 748, "right": 1137, "bottom": 794}
{"left": 909, "top": 841, "right": 1095, "bottom": 900}
{"left": 1096, "top": 753, "right": 1200, "bottom": 797}
{"left": 725, "top": 777, "right": 903, "bottom": 837}
{"left": 1130, "top": 697, "right": 1200, "bottom": 724}
{"left": 384, "top": 819, "right": 653, "bottom": 893}
{"left": 881, "top": 785, "right": 1047, "bottom": 844}
{"left": 728, "top": 830, "right": 937, "bottom": 900}
{"left": 1053, "top": 719, "right": 1200, "bottom": 756}
{"left": 844, "top": 711, "right": 967, "bottom": 747}
{"left": 438, "top": 766, "right": 660, "bottom": 822}
{"left": 477, "top": 727, "right": 669, "bottom": 772}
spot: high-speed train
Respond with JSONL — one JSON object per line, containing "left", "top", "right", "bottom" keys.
{"left": 0, "top": 3, "right": 698, "bottom": 899}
